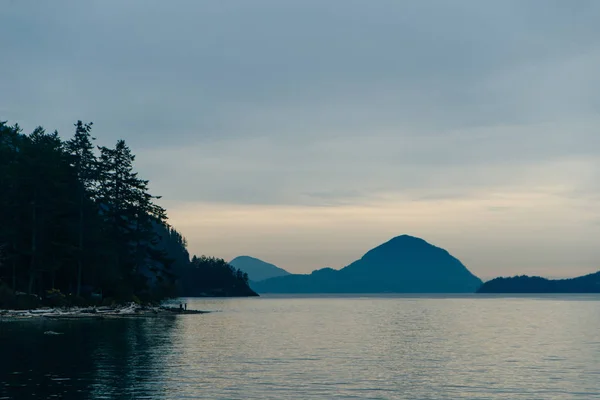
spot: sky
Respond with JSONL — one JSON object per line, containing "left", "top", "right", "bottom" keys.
{"left": 1, "top": 0, "right": 599, "bottom": 279}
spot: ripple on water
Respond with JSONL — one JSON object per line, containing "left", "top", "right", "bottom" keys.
{"left": 1, "top": 295, "right": 600, "bottom": 399}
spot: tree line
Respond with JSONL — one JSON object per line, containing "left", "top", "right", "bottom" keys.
{"left": 0, "top": 120, "right": 256, "bottom": 308}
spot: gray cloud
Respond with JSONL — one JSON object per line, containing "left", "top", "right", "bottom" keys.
{"left": 4, "top": 1, "right": 599, "bottom": 142}
{"left": 1, "top": 0, "right": 599, "bottom": 276}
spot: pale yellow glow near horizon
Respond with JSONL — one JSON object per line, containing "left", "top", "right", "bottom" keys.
{"left": 164, "top": 186, "right": 600, "bottom": 280}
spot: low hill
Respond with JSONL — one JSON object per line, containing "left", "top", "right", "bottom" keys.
{"left": 229, "top": 256, "right": 291, "bottom": 282}
{"left": 177, "top": 256, "right": 258, "bottom": 297}
{"left": 252, "top": 235, "right": 482, "bottom": 293}
{"left": 477, "top": 271, "right": 600, "bottom": 293}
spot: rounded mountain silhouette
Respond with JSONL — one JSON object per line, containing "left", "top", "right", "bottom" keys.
{"left": 229, "top": 256, "right": 291, "bottom": 282}
{"left": 252, "top": 235, "right": 482, "bottom": 293}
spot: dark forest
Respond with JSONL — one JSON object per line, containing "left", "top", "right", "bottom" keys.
{"left": 0, "top": 120, "right": 256, "bottom": 309}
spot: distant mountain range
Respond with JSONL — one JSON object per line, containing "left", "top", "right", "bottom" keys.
{"left": 250, "top": 235, "right": 483, "bottom": 293}
{"left": 228, "top": 239, "right": 600, "bottom": 295}
{"left": 477, "top": 271, "right": 600, "bottom": 293}
{"left": 229, "top": 256, "right": 291, "bottom": 282}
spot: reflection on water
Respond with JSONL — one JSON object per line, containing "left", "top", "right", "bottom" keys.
{"left": 0, "top": 317, "right": 178, "bottom": 399}
{"left": 2, "top": 295, "right": 600, "bottom": 399}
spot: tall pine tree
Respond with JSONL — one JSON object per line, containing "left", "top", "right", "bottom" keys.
{"left": 98, "top": 140, "right": 170, "bottom": 298}
{"left": 65, "top": 121, "right": 98, "bottom": 296}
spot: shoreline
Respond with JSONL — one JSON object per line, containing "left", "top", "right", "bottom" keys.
{"left": 0, "top": 303, "right": 210, "bottom": 320}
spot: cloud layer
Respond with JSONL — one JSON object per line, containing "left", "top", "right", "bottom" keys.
{"left": 2, "top": 0, "right": 599, "bottom": 278}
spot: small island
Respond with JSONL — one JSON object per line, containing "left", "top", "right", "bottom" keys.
{"left": 477, "top": 271, "right": 600, "bottom": 293}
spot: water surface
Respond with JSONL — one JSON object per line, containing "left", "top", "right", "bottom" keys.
{"left": 1, "top": 295, "right": 599, "bottom": 399}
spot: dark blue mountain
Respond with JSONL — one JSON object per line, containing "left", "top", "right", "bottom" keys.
{"left": 252, "top": 235, "right": 482, "bottom": 293}
{"left": 229, "top": 256, "right": 291, "bottom": 282}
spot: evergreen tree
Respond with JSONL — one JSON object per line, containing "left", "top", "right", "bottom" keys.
{"left": 0, "top": 122, "right": 22, "bottom": 289}
{"left": 97, "top": 140, "right": 170, "bottom": 298}
{"left": 20, "top": 127, "right": 77, "bottom": 294}
{"left": 65, "top": 121, "right": 98, "bottom": 296}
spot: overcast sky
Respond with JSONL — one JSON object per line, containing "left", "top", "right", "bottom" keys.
{"left": 2, "top": 0, "right": 599, "bottom": 279}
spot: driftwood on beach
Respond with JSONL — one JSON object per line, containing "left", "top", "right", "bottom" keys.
{"left": 0, "top": 303, "right": 210, "bottom": 320}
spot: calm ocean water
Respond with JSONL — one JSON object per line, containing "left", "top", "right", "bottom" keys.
{"left": 1, "top": 295, "right": 600, "bottom": 399}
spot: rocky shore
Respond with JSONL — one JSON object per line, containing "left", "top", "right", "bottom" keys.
{"left": 0, "top": 303, "right": 210, "bottom": 320}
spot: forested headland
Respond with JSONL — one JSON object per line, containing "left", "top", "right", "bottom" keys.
{"left": 0, "top": 120, "right": 256, "bottom": 310}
